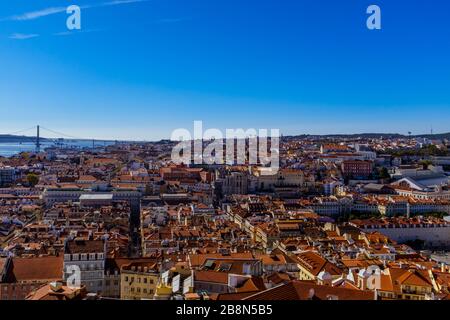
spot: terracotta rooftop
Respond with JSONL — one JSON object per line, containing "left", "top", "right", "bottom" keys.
{"left": 296, "top": 251, "right": 343, "bottom": 276}
{"left": 65, "top": 239, "right": 105, "bottom": 254}
{"left": 194, "top": 270, "right": 229, "bottom": 284}
{"left": 26, "top": 282, "right": 87, "bottom": 300}
{"left": 8, "top": 256, "right": 63, "bottom": 282}
{"left": 244, "top": 281, "right": 374, "bottom": 300}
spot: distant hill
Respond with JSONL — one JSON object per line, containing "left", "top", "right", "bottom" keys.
{"left": 0, "top": 135, "right": 50, "bottom": 143}
{"left": 2, "top": 132, "right": 449, "bottom": 144}
{"left": 412, "top": 133, "right": 450, "bottom": 140}
{"left": 283, "top": 132, "right": 450, "bottom": 140}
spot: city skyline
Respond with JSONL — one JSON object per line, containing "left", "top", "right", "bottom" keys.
{"left": 1, "top": 0, "right": 449, "bottom": 140}
{"left": 1, "top": 124, "right": 449, "bottom": 143}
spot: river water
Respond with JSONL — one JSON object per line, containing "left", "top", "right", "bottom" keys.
{"left": 0, "top": 141, "right": 113, "bottom": 157}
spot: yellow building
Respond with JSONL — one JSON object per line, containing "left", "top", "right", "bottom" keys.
{"left": 153, "top": 282, "right": 173, "bottom": 300}
{"left": 120, "top": 262, "right": 159, "bottom": 300}
{"left": 377, "top": 268, "right": 434, "bottom": 300}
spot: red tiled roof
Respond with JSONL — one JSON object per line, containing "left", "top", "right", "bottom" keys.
{"left": 10, "top": 256, "right": 63, "bottom": 282}
{"left": 244, "top": 281, "right": 375, "bottom": 300}
{"left": 194, "top": 270, "right": 229, "bottom": 284}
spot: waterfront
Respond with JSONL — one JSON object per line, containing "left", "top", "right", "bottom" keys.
{"left": 0, "top": 141, "right": 114, "bottom": 157}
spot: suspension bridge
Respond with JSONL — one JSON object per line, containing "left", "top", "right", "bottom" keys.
{"left": 1, "top": 125, "right": 119, "bottom": 152}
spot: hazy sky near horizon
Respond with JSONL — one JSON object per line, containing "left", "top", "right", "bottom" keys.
{"left": 0, "top": 0, "right": 449, "bottom": 140}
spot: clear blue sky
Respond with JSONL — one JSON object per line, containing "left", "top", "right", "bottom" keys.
{"left": 0, "top": 0, "right": 449, "bottom": 140}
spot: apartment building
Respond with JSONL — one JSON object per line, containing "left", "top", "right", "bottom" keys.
{"left": 350, "top": 217, "right": 450, "bottom": 247}
{"left": 341, "top": 160, "right": 373, "bottom": 179}
{"left": 63, "top": 239, "right": 106, "bottom": 294}
{"left": 120, "top": 261, "right": 159, "bottom": 300}
{"left": 0, "top": 167, "right": 16, "bottom": 187}
{"left": 222, "top": 172, "right": 248, "bottom": 195}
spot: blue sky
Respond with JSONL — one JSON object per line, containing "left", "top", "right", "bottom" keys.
{"left": 0, "top": 0, "right": 449, "bottom": 140}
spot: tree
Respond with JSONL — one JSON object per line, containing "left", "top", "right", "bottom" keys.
{"left": 379, "top": 167, "right": 390, "bottom": 180}
{"left": 419, "top": 160, "right": 433, "bottom": 169}
{"left": 26, "top": 173, "right": 39, "bottom": 187}
{"left": 21, "top": 152, "right": 30, "bottom": 160}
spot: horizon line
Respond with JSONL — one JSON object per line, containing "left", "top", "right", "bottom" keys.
{"left": 1, "top": 130, "right": 449, "bottom": 143}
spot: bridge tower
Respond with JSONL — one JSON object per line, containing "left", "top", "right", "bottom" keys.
{"left": 36, "top": 125, "right": 41, "bottom": 152}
